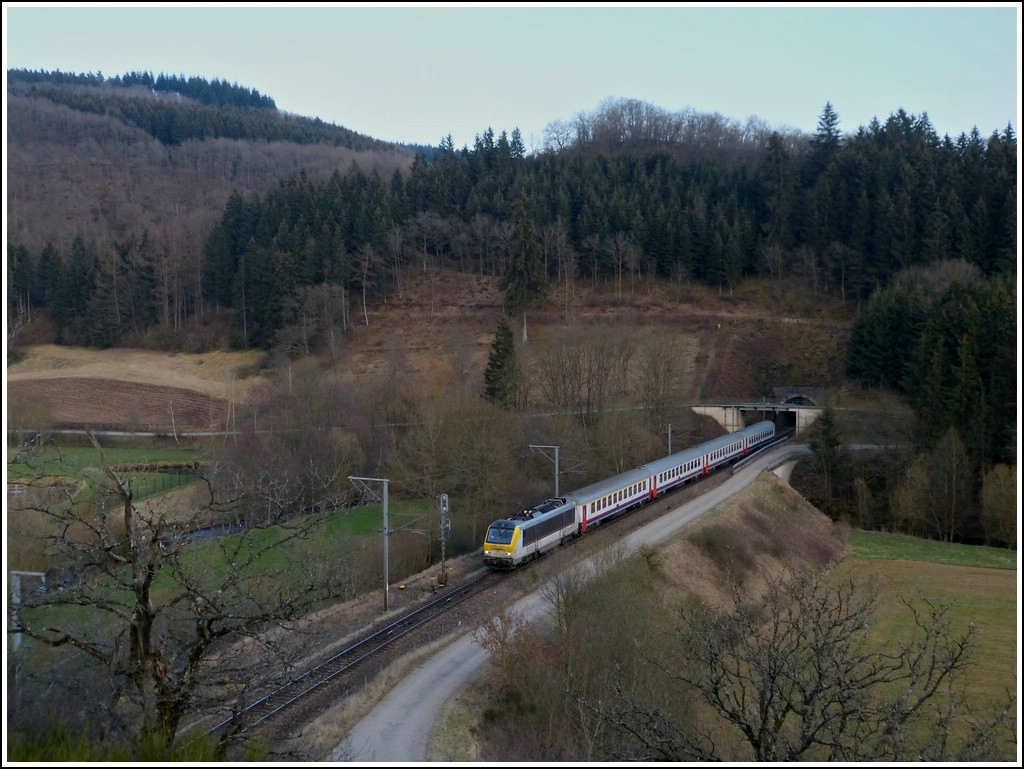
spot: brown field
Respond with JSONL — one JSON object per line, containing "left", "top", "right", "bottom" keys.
{"left": 6, "top": 344, "right": 265, "bottom": 431}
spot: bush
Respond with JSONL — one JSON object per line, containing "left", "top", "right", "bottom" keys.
{"left": 688, "top": 522, "right": 755, "bottom": 583}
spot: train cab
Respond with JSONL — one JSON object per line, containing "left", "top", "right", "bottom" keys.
{"left": 483, "top": 520, "right": 520, "bottom": 569}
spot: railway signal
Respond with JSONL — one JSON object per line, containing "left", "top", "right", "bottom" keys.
{"left": 438, "top": 493, "right": 450, "bottom": 586}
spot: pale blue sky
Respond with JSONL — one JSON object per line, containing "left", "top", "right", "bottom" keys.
{"left": 3, "top": 3, "right": 1021, "bottom": 151}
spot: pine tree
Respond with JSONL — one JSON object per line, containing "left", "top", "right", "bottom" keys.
{"left": 483, "top": 318, "right": 520, "bottom": 408}
{"left": 502, "top": 192, "right": 548, "bottom": 343}
{"left": 808, "top": 404, "right": 843, "bottom": 507}
{"left": 758, "top": 133, "right": 798, "bottom": 250}
{"left": 807, "top": 101, "right": 842, "bottom": 182}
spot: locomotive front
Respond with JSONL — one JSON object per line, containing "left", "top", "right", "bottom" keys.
{"left": 483, "top": 519, "right": 520, "bottom": 568}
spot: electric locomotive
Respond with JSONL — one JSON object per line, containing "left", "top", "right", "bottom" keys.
{"left": 483, "top": 497, "right": 577, "bottom": 569}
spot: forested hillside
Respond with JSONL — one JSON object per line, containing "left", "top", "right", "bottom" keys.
{"left": 5, "top": 68, "right": 1017, "bottom": 548}
{"left": 8, "top": 71, "right": 1016, "bottom": 354}
{"left": 6, "top": 68, "right": 417, "bottom": 341}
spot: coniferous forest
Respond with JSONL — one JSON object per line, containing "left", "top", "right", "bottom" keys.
{"left": 5, "top": 69, "right": 1018, "bottom": 545}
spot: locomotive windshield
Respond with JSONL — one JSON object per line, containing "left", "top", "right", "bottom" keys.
{"left": 485, "top": 522, "right": 515, "bottom": 545}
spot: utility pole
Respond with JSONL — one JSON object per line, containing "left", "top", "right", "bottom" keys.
{"left": 669, "top": 424, "right": 695, "bottom": 455}
{"left": 529, "top": 444, "right": 561, "bottom": 497}
{"left": 9, "top": 570, "right": 45, "bottom": 652}
{"left": 349, "top": 476, "right": 390, "bottom": 612}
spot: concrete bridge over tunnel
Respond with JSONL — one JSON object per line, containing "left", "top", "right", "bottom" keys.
{"left": 692, "top": 392, "right": 824, "bottom": 437}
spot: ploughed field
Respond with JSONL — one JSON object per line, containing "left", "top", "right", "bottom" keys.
{"left": 7, "top": 377, "right": 228, "bottom": 432}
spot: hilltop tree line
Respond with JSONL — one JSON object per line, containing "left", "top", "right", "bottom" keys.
{"left": 6, "top": 68, "right": 393, "bottom": 149}
{"left": 9, "top": 68, "right": 278, "bottom": 109}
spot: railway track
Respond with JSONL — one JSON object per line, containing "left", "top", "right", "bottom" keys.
{"left": 205, "top": 569, "right": 502, "bottom": 754}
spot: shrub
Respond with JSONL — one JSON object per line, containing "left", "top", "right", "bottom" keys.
{"left": 688, "top": 522, "right": 755, "bottom": 584}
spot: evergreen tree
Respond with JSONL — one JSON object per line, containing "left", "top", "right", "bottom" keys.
{"left": 483, "top": 318, "right": 520, "bottom": 408}
{"left": 502, "top": 193, "right": 547, "bottom": 343}
{"left": 808, "top": 404, "right": 843, "bottom": 508}
{"left": 34, "top": 242, "right": 61, "bottom": 310}
{"left": 51, "top": 237, "right": 97, "bottom": 345}
{"left": 203, "top": 191, "right": 249, "bottom": 308}
{"left": 758, "top": 132, "right": 798, "bottom": 251}
{"left": 806, "top": 101, "right": 842, "bottom": 184}
{"left": 7, "top": 242, "right": 33, "bottom": 330}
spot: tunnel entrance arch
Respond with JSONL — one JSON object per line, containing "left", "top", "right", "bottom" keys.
{"left": 692, "top": 403, "right": 821, "bottom": 436}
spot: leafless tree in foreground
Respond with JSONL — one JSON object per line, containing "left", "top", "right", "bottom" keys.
{"left": 590, "top": 565, "right": 1016, "bottom": 762}
{"left": 8, "top": 433, "right": 352, "bottom": 758}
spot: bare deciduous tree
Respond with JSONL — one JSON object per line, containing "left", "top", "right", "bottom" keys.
{"left": 540, "top": 218, "right": 576, "bottom": 319}
{"left": 620, "top": 565, "right": 1015, "bottom": 762}
{"left": 8, "top": 434, "right": 353, "bottom": 757}
{"left": 384, "top": 390, "right": 521, "bottom": 550}
{"left": 636, "top": 338, "right": 682, "bottom": 429}
{"left": 892, "top": 428, "right": 974, "bottom": 542}
{"left": 980, "top": 463, "right": 1016, "bottom": 548}
{"left": 530, "top": 328, "right": 635, "bottom": 426}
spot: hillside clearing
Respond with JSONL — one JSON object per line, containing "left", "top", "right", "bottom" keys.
{"left": 6, "top": 344, "right": 264, "bottom": 399}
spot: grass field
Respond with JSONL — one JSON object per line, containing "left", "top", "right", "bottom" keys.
{"left": 840, "top": 532, "right": 1018, "bottom": 725}
{"left": 7, "top": 445, "right": 205, "bottom": 479}
{"left": 849, "top": 528, "right": 1018, "bottom": 570}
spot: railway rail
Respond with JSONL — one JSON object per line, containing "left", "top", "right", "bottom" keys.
{"left": 205, "top": 569, "right": 501, "bottom": 752}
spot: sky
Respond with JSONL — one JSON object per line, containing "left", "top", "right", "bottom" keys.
{"left": 2, "top": 3, "right": 1022, "bottom": 152}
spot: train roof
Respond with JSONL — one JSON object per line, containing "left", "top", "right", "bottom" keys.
{"left": 488, "top": 497, "right": 573, "bottom": 528}
{"left": 640, "top": 420, "right": 775, "bottom": 475}
{"left": 640, "top": 444, "right": 705, "bottom": 475}
{"left": 486, "top": 421, "right": 777, "bottom": 526}
{"left": 565, "top": 466, "right": 651, "bottom": 505}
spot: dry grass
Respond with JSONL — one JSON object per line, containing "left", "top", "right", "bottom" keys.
{"left": 7, "top": 344, "right": 266, "bottom": 431}
{"left": 6, "top": 344, "right": 264, "bottom": 398}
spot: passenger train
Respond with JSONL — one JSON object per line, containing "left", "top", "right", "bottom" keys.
{"left": 483, "top": 420, "right": 777, "bottom": 569}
